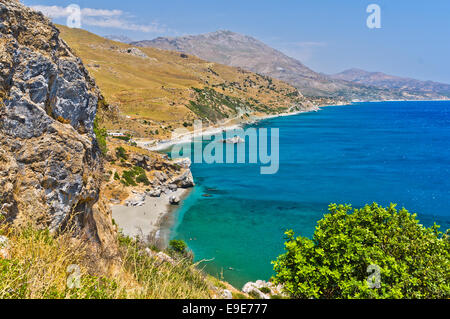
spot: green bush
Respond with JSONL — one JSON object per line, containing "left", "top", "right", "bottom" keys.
{"left": 169, "top": 240, "right": 187, "bottom": 254}
{"left": 136, "top": 173, "right": 150, "bottom": 186}
{"left": 115, "top": 147, "right": 128, "bottom": 160}
{"left": 232, "top": 292, "right": 248, "bottom": 299}
{"left": 259, "top": 287, "right": 271, "bottom": 294}
{"left": 273, "top": 203, "right": 450, "bottom": 299}
{"left": 93, "top": 117, "right": 107, "bottom": 155}
{"left": 121, "top": 170, "right": 137, "bottom": 187}
{"left": 113, "top": 135, "right": 131, "bottom": 142}
{"left": 120, "top": 167, "right": 149, "bottom": 187}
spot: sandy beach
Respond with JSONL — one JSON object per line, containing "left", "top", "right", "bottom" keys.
{"left": 112, "top": 107, "right": 322, "bottom": 245}
{"left": 112, "top": 188, "right": 189, "bottom": 246}
{"left": 137, "top": 107, "right": 320, "bottom": 152}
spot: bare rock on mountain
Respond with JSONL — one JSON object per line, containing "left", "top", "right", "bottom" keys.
{"left": 0, "top": 0, "right": 115, "bottom": 251}
{"left": 132, "top": 30, "right": 333, "bottom": 97}
{"left": 171, "top": 170, "right": 195, "bottom": 188}
{"left": 330, "top": 68, "right": 450, "bottom": 100}
{"left": 133, "top": 30, "right": 449, "bottom": 101}
{"left": 132, "top": 30, "right": 368, "bottom": 99}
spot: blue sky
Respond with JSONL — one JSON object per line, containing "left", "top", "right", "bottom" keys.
{"left": 23, "top": 0, "right": 450, "bottom": 83}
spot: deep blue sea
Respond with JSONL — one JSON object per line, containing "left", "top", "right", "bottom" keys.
{"left": 167, "top": 101, "right": 450, "bottom": 288}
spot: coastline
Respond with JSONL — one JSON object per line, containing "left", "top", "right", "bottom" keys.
{"left": 137, "top": 106, "right": 322, "bottom": 152}
{"left": 114, "top": 106, "right": 324, "bottom": 245}
{"left": 112, "top": 99, "right": 449, "bottom": 249}
{"left": 111, "top": 188, "right": 190, "bottom": 247}
{"left": 111, "top": 104, "right": 327, "bottom": 246}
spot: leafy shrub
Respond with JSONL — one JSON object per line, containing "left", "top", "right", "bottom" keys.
{"left": 248, "top": 290, "right": 261, "bottom": 299}
{"left": 232, "top": 292, "right": 248, "bottom": 299}
{"left": 121, "top": 170, "right": 137, "bottom": 187}
{"left": 136, "top": 173, "right": 150, "bottom": 186}
{"left": 273, "top": 203, "right": 450, "bottom": 299}
{"left": 93, "top": 117, "right": 107, "bottom": 155}
{"left": 115, "top": 147, "right": 128, "bottom": 160}
{"left": 113, "top": 136, "right": 130, "bottom": 142}
{"left": 259, "top": 287, "right": 271, "bottom": 294}
{"left": 120, "top": 167, "right": 149, "bottom": 187}
{"left": 169, "top": 240, "right": 187, "bottom": 254}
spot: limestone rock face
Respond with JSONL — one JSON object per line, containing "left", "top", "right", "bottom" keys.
{"left": 0, "top": 0, "right": 110, "bottom": 240}
{"left": 171, "top": 170, "right": 195, "bottom": 188}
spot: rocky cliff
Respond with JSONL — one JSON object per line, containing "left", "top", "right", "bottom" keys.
{"left": 0, "top": 0, "right": 115, "bottom": 249}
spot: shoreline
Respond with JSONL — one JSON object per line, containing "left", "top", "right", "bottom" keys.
{"left": 137, "top": 106, "right": 322, "bottom": 152}
{"left": 114, "top": 106, "right": 324, "bottom": 244}
{"left": 112, "top": 104, "right": 328, "bottom": 245}
{"left": 111, "top": 188, "right": 190, "bottom": 247}
{"left": 136, "top": 110, "right": 320, "bottom": 152}
{"left": 112, "top": 99, "right": 449, "bottom": 248}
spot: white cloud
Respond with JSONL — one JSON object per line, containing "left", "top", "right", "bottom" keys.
{"left": 293, "top": 42, "right": 327, "bottom": 48}
{"left": 31, "top": 5, "right": 71, "bottom": 18}
{"left": 31, "top": 5, "right": 167, "bottom": 33}
{"left": 82, "top": 17, "right": 166, "bottom": 33}
{"left": 278, "top": 41, "right": 327, "bottom": 62}
{"left": 81, "top": 8, "right": 122, "bottom": 17}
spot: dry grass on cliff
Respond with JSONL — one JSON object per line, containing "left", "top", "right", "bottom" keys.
{"left": 0, "top": 223, "right": 212, "bottom": 299}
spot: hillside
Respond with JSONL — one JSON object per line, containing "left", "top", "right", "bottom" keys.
{"left": 330, "top": 68, "right": 450, "bottom": 99}
{"left": 57, "top": 26, "right": 315, "bottom": 139}
{"left": 0, "top": 0, "right": 248, "bottom": 299}
{"left": 132, "top": 30, "right": 448, "bottom": 101}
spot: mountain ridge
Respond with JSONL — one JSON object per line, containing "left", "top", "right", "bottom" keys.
{"left": 132, "top": 30, "right": 450, "bottom": 101}
{"left": 330, "top": 68, "right": 450, "bottom": 98}
{"left": 57, "top": 26, "right": 317, "bottom": 140}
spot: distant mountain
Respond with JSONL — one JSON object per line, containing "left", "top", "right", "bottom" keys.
{"left": 104, "top": 35, "right": 133, "bottom": 44}
{"left": 132, "top": 31, "right": 450, "bottom": 101}
{"left": 58, "top": 26, "right": 315, "bottom": 138}
{"left": 131, "top": 30, "right": 354, "bottom": 99}
{"left": 330, "top": 68, "right": 450, "bottom": 99}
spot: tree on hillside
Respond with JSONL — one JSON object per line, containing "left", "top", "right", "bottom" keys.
{"left": 273, "top": 203, "right": 450, "bottom": 299}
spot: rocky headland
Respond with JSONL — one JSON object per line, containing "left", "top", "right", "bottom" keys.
{"left": 0, "top": 0, "right": 116, "bottom": 255}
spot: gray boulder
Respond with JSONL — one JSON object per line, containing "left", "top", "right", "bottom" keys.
{"left": 172, "top": 170, "right": 195, "bottom": 188}
{"left": 154, "top": 171, "right": 168, "bottom": 183}
{"left": 148, "top": 188, "right": 162, "bottom": 198}
{"left": 168, "top": 184, "right": 178, "bottom": 192}
{"left": 169, "top": 195, "right": 180, "bottom": 205}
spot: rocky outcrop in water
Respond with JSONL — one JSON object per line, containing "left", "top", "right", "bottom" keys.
{"left": 0, "top": 0, "right": 114, "bottom": 248}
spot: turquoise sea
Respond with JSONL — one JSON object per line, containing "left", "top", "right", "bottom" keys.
{"left": 167, "top": 101, "right": 450, "bottom": 288}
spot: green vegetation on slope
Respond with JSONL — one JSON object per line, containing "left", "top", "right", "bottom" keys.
{"left": 273, "top": 203, "right": 450, "bottom": 299}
